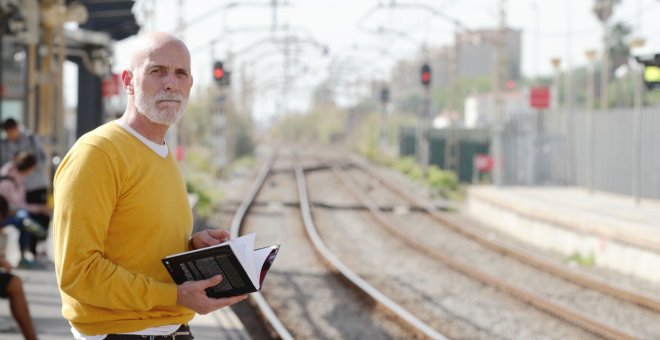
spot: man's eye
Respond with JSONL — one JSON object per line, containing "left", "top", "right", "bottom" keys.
{"left": 150, "top": 69, "right": 162, "bottom": 74}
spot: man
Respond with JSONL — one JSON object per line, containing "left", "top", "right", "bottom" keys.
{"left": 52, "top": 32, "right": 246, "bottom": 339}
{"left": 0, "top": 118, "right": 50, "bottom": 264}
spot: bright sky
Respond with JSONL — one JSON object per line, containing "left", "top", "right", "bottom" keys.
{"left": 67, "top": 0, "right": 660, "bottom": 124}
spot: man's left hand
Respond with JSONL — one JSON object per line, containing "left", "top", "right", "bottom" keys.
{"left": 189, "top": 229, "right": 230, "bottom": 250}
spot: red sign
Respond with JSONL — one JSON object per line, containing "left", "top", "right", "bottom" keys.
{"left": 175, "top": 145, "right": 185, "bottom": 161}
{"left": 474, "top": 154, "right": 494, "bottom": 172}
{"left": 530, "top": 86, "right": 550, "bottom": 109}
{"left": 102, "top": 74, "right": 120, "bottom": 98}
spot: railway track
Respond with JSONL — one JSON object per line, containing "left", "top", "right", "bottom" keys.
{"left": 350, "top": 154, "right": 660, "bottom": 313}
{"left": 230, "top": 150, "right": 445, "bottom": 339}
{"left": 224, "top": 148, "right": 658, "bottom": 339}
{"left": 331, "top": 155, "right": 660, "bottom": 339}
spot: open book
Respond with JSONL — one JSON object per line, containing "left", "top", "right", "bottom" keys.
{"left": 162, "top": 233, "right": 280, "bottom": 298}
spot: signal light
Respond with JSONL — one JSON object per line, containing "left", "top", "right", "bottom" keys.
{"left": 421, "top": 63, "right": 431, "bottom": 87}
{"left": 213, "top": 61, "right": 225, "bottom": 83}
{"left": 635, "top": 54, "right": 660, "bottom": 91}
{"left": 380, "top": 86, "right": 390, "bottom": 104}
{"left": 644, "top": 65, "right": 660, "bottom": 90}
{"left": 507, "top": 80, "right": 516, "bottom": 90}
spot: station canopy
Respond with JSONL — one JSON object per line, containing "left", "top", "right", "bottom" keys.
{"left": 66, "top": 0, "right": 139, "bottom": 41}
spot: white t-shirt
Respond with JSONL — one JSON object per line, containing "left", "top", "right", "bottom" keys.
{"left": 115, "top": 120, "right": 169, "bottom": 158}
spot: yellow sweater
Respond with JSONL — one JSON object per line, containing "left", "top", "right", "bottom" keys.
{"left": 53, "top": 122, "right": 194, "bottom": 335}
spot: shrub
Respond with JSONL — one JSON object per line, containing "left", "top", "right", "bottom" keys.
{"left": 426, "top": 165, "right": 459, "bottom": 198}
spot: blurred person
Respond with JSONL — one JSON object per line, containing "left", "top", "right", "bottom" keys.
{"left": 0, "top": 118, "right": 51, "bottom": 264}
{"left": 0, "top": 192, "right": 47, "bottom": 269}
{"left": 0, "top": 195, "right": 39, "bottom": 340}
{"left": 53, "top": 32, "right": 247, "bottom": 340}
{"left": 0, "top": 151, "right": 50, "bottom": 268}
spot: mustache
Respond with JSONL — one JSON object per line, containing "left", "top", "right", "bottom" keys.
{"left": 154, "top": 92, "right": 184, "bottom": 102}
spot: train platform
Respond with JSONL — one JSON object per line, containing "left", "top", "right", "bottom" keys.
{"left": 466, "top": 186, "right": 660, "bottom": 284}
{"left": 0, "top": 229, "right": 250, "bottom": 340}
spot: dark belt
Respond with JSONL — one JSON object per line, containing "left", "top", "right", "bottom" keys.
{"left": 105, "top": 324, "right": 193, "bottom": 340}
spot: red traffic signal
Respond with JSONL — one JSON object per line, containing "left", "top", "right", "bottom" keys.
{"left": 213, "top": 61, "right": 225, "bottom": 82}
{"left": 421, "top": 63, "right": 431, "bottom": 87}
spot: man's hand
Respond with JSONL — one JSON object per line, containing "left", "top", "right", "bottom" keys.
{"left": 176, "top": 275, "right": 247, "bottom": 314}
{"left": 189, "top": 229, "right": 230, "bottom": 250}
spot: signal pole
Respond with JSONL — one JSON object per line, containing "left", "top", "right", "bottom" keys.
{"left": 419, "top": 63, "right": 431, "bottom": 176}
{"left": 629, "top": 38, "right": 645, "bottom": 205}
{"left": 380, "top": 85, "right": 390, "bottom": 152}
{"left": 491, "top": 0, "right": 507, "bottom": 186}
{"left": 173, "top": 0, "right": 185, "bottom": 166}
{"left": 593, "top": 0, "right": 614, "bottom": 110}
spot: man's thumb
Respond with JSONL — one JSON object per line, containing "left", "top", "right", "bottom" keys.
{"left": 201, "top": 275, "right": 223, "bottom": 288}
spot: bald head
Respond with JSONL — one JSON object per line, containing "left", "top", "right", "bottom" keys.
{"left": 120, "top": 31, "right": 194, "bottom": 134}
{"left": 130, "top": 32, "right": 191, "bottom": 72}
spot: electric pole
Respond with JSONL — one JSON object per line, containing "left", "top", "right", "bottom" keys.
{"left": 593, "top": 0, "right": 614, "bottom": 111}
{"left": 491, "top": 0, "right": 507, "bottom": 185}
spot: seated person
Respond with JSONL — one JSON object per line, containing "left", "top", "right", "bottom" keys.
{"left": 0, "top": 198, "right": 38, "bottom": 339}
{"left": 0, "top": 152, "right": 49, "bottom": 268}
{"left": 0, "top": 208, "right": 47, "bottom": 269}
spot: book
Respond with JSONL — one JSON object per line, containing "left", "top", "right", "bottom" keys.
{"left": 162, "top": 233, "right": 280, "bottom": 298}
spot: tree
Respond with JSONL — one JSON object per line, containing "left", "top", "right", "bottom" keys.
{"left": 592, "top": 0, "right": 620, "bottom": 23}
{"left": 608, "top": 22, "right": 632, "bottom": 75}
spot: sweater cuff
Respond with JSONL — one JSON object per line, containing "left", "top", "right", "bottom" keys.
{"left": 152, "top": 281, "right": 179, "bottom": 307}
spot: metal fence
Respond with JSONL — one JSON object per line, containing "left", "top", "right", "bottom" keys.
{"left": 502, "top": 106, "right": 660, "bottom": 200}
{"left": 399, "top": 126, "right": 490, "bottom": 182}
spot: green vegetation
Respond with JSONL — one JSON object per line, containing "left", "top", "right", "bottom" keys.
{"left": 566, "top": 251, "right": 595, "bottom": 267}
{"left": 269, "top": 106, "right": 348, "bottom": 144}
{"left": 183, "top": 146, "right": 258, "bottom": 219}
{"left": 183, "top": 146, "right": 223, "bottom": 218}
{"left": 390, "top": 156, "right": 461, "bottom": 200}
{"left": 185, "top": 180, "right": 214, "bottom": 218}
{"left": 426, "top": 165, "right": 460, "bottom": 199}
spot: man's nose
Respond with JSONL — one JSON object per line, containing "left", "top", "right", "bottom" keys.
{"left": 163, "top": 73, "right": 180, "bottom": 91}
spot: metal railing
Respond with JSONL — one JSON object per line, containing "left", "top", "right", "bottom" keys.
{"left": 502, "top": 106, "right": 660, "bottom": 200}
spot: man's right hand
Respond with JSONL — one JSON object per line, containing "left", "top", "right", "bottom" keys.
{"left": 176, "top": 275, "right": 247, "bottom": 314}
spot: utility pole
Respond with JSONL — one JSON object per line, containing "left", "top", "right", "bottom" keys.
{"left": 282, "top": 25, "right": 290, "bottom": 116}
{"left": 564, "top": 0, "right": 575, "bottom": 185}
{"left": 270, "top": 0, "right": 290, "bottom": 117}
{"left": 271, "top": 0, "right": 278, "bottom": 33}
{"left": 585, "top": 49, "right": 597, "bottom": 194}
{"left": 593, "top": 0, "right": 614, "bottom": 111}
{"left": 380, "top": 85, "right": 390, "bottom": 151}
{"left": 445, "top": 28, "right": 460, "bottom": 176}
{"left": 141, "top": 0, "right": 155, "bottom": 31}
{"left": 491, "top": 0, "right": 507, "bottom": 186}
{"left": 629, "top": 37, "right": 645, "bottom": 205}
{"left": 174, "top": 0, "right": 187, "bottom": 170}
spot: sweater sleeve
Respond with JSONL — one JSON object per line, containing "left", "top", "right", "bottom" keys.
{"left": 53, "top": 143, "right": 178, "bottom": 311}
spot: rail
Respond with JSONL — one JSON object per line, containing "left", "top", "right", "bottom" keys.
{"left": 332, "top": 159, "right": 636, "bottom": 340}
{"left": 350, "top": 155, "right": 660, "bottom": 314}
{"left": 294, "top": 162, "right": 448, "bottom": 340}
{"left": 229, "top": 152, "right": 293, "bottom": 340}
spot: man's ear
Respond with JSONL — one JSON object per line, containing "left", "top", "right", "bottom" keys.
{"left": 121, "top": 70, "right": 134, "bottom": 94}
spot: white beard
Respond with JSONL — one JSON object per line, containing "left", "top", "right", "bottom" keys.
{"left": 134, "top": 86, "right": 188, "bottom": 126}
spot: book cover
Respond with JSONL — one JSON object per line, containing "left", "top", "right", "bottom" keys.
{"left": 162, "top": 233, "right": 280, "bottom": 298}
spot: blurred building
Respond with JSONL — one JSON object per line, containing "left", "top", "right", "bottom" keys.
{"left": 456, "top": 28, "right": 522, "bottom": 81}
{"left": 464, "top": 91, "right": 528, "bottom": 128}
{"left": 389, "top": 27, "right": 522, "bottom": 119}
